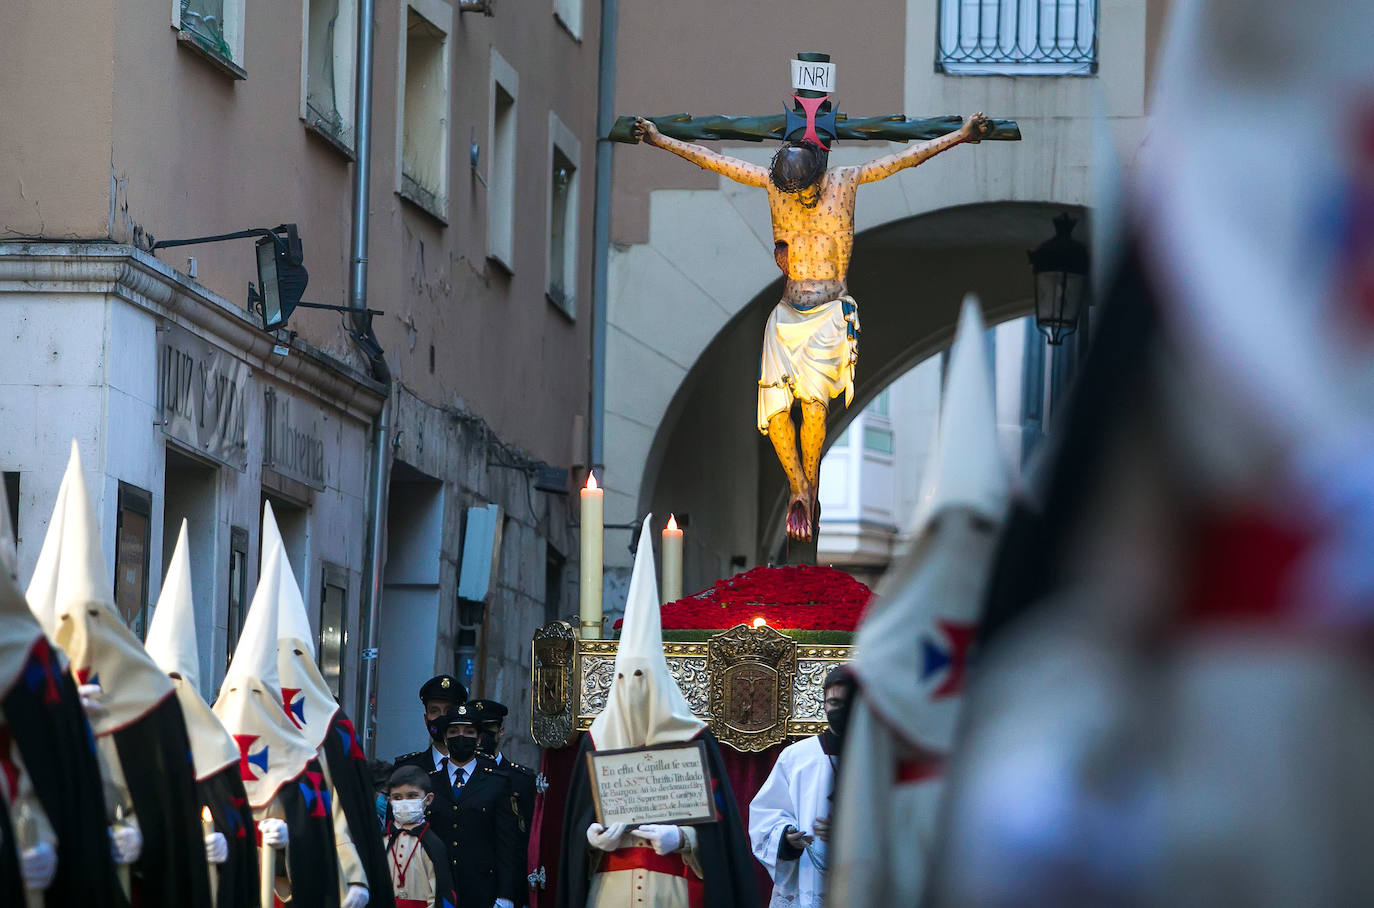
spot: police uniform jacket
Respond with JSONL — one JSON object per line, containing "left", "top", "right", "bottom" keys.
{"left": 494, "top": 755, "right": 537, "bottom": 834}
{"left": 493, "top": 755, "right": 538, "bottom": 908}
{"left": 426, "top": 759, "right": 521, "bottom": 908}
{"left": 393, "top": 746, "right": 442, "bottom": 775}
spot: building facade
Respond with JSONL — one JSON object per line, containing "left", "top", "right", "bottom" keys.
{"left": 0, "top": 0, "right": 603, "bottom": 764}
{"left": 598, "top": 0, "right": 1170, "bottom": 611}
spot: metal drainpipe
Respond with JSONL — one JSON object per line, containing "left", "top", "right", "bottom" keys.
{"left": 350, "top": 0, "right": 391, "bottom": 758}
{"left": 588, "top": 0, "right": 619, "bottom": 474}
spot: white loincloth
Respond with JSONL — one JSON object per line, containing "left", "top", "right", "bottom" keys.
{"left": 757, "top": 296, "right": 860, "bottom": 433}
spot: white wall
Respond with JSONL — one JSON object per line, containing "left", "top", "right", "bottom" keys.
{"left": 0, "top": 249, "right": 378, "bottom": 705}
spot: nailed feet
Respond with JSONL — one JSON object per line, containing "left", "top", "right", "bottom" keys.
{"left": 786, "top": 493, "right": 813, "bottom": 542}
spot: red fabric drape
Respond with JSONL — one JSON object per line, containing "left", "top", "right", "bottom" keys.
{"left": 528, "top": 735, "right": 789, "bottom": 906}
{"left": 528, "top": 743, "right": 582, "bottom": 908}
{"left": 718, "top": 741, "right": 788, "bottom": 902}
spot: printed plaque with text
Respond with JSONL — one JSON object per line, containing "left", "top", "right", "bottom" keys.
{"left": 586, "top": 741, "right": 717, "bottom": 827}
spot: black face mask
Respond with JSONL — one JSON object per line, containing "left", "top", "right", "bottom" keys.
{"left": 446, "top": 734, "right": 477, "bottom": 763}
{"left": 477, "top": 731, "right": 499, "bottom": 758}
{"left": 825, "top": 703, "right": 850, "bottom": 740}
{"left": 426, "top": 717, "right": 446, "bottom": 746}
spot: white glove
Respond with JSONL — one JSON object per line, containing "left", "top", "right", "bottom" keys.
{"left": 258, "top": 818, "right": 289, "bottom": 849}
{"left": 78, "top": 683, "right": 108, "bottom": 721}
{"left": 632, "top": 824, "right": 682, "bottom": 855}
{"left": 204, "top": 831, "right": 228, "bottom": 864}
{"left": 110, "top": 824, "right": 142, "bottom": 864}
{"left": 341, "top": 883, "right": 369, "bottom": 908}
{"left": 21, "top": 841, "right": 57, "bottom": 890}
{"left": 585, "top": 822, "right": 628, "bottom": 852}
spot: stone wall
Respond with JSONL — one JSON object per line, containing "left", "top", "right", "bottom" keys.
{"left": 387, "top": 384, "right": 578, "bottom": 766}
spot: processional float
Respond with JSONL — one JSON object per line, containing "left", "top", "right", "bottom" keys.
{"left": 530, "top": 50, "right": 1018, "bottom": 753}
{"left": 525, "top": 52, "right": 1018, "bottom": 904}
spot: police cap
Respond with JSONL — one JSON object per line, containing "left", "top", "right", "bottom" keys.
{"left": 446, "top": 703, "right": 477, "bottom": 726}
{"left": 465, "top": 699, "right": 509, "bottom": 726}
{"left": 418, "top": 674, "right": 468, "bottom": 705}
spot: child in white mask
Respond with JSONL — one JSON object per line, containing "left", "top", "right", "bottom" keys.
{"left": 385, "top": 765, "right": 457, "bottom": 908}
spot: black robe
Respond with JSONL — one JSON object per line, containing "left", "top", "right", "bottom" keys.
{"left": 2, "top": 636, "right": 126, "bottom": 908}
{"left": 0, "top": 783, "right": 22, "bottom": 907}
{"left": 113, "top": 694, "right": 214, "bottom": 907}
{"left": 198, "top": 763, "right": 259, "bottom": 908}
{"left": 320, "top": 712, "right": 395, "bottom": 908}
{"left": 555, "top": 730, "right": 760, "bottom": 908}
{"left": 276, "top": 758, "right": 342, "bottom": 908}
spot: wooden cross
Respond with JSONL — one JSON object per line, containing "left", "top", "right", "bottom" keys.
{"left": 609, "top": 111, "right": 1020, "bottom": 145}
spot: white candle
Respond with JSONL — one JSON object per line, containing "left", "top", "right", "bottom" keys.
{"left": 661, "top": 514, "right": 683, "bottom": 604}
{"left": 579, "top": 472, "right": 604, "bottom": 638}
{"left": 202, "top": 806, "right": 218, "bottom": 901}
{"left": 259, "top": 825, "right": 275, "bottom": 908}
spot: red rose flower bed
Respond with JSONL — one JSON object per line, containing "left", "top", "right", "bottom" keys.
{"left": 613, "top": 564, "right": 872, "bottom": 634}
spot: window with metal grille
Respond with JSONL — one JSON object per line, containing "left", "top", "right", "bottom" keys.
{"left": 937, "top": 0, "right": 1098, "bottom": 75}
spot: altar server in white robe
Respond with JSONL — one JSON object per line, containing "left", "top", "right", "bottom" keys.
{"left": 749, "top": 665, "right": 852, "bottom": 908}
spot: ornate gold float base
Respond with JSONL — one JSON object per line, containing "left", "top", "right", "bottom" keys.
{"left": 531, "top": 620, "right": 850, "bottom": 752}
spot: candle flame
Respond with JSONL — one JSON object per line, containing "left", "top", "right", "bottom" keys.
{"left": 202, "top": 806, "right": 213, "bottom": 824}
{"left": 752, "top": 617, "right": 767, "bottom": 628}
{"left": 667, "top": 514, "right": 678, "bottom": 531}
{"left": 585, "top": 472, "right": 599, "bottom": 492}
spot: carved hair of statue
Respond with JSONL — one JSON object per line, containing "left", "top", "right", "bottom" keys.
{"left": 769, "top": 140, "right": 828, "bottom": 195}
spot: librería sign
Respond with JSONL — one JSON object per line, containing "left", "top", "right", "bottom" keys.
{"left": 586, "top": 741, "right": 717, "bottom": 827}
{"left": 263, "top": 388, "right": 328, "bottom": 490}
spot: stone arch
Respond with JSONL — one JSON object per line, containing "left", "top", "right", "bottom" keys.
{"left": 616, "top": 200, "right": 1087, "bottom": 587}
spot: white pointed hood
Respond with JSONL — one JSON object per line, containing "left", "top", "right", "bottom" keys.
{"left": 853, "top": 296, "right": 1009, "bottom": 752}
{"left": 262, "top": 501, "right": 338, "bottom": 750}
{"left": 589, "top": 515, "right": 704, "bottom": 749}
{"left": 213, "top": 519, "right": 317, "bottom": 807}
{"left": 145, "top": 521, "right": 239, "bottom": 780}
{"left": 25, "top": 442, "right": 173, "bottom": 735}
{"left": 831, "top": 298, "right": 1011, "bottom": 907}
{"left": 0, "top": 478, "right": 45, "bottom": 701}
{"left": 144, "top": 521, "right": 202, "bottom": 688}
{"left": 1136, "top": 0, "right": 1374, "bottom": 457}
{"left": 910, "top": 296, "right": 1009, "bottom": 532}
{"left": 25, "top": 463, "right": 71, "bottom": 633}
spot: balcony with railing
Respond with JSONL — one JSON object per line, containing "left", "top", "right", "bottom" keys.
{"left": 937, "top": 0, "right": 1098, "bottom": 75}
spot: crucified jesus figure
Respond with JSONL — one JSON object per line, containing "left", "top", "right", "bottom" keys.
{"left": 631, "top": 111, "right": 991, "bottom": 542}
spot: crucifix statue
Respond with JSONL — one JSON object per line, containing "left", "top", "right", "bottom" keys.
{"left": 619, "top": 53, "right": 1021, "bottom": 546}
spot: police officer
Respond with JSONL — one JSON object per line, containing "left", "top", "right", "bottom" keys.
{"left": 425, "top": 704, "right": 521, "bottom": 908}
{"left": 467, "top": 699, "right": 537, "bottom": 832}
{"left": 393, "top": 674, "right": 468, "bottom": 774}
{"left": 468, "top": 699, "right": 537, "bottom": 908}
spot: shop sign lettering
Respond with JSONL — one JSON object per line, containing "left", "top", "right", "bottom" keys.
{"left": 263, "top": 388, "right": 328, "bottom": 490}
{"left": 158, "top": 323, "right": 250, "bottom": 471}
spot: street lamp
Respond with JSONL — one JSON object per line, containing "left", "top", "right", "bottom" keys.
{"left": 151, "top": 223, "right": 380, "bottom": 332}
{"left": 252, "top": 226, "right": 311, "bottom": 330}
{"left": 1028, "top": 213, "right": 1089, "bottom": 346}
